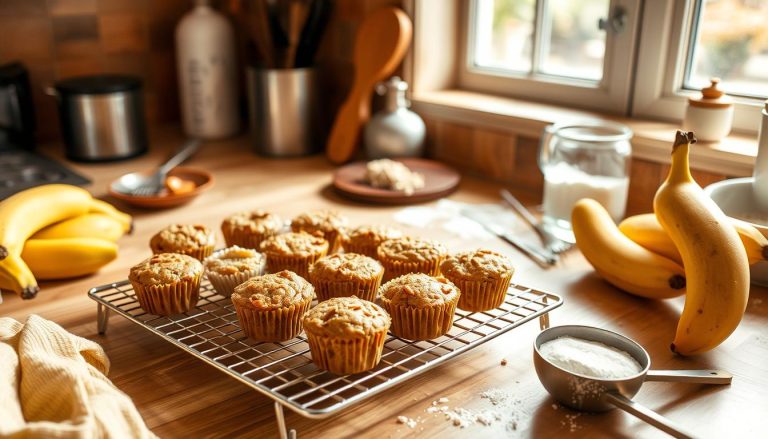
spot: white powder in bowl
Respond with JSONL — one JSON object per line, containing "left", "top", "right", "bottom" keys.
{"left": 539, "top": 336, "right": 642, "bottom": 379}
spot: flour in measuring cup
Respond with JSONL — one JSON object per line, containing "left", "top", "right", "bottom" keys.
{"left": 539, "top": 336, "right": 642, "bottom": 379}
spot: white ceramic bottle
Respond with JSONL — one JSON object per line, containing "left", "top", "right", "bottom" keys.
{"left": 752, "top": 100, "right": 768, "bottom": 209}
{"left": 176, "top": 0, "right": 240, "bottom": 139}
{"left": 682, "top": 78, "right": 733, "bottom": 142}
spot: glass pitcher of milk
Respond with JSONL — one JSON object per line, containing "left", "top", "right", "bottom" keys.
{"left": 539, "top": 121, "right": 632, "bottom": 242}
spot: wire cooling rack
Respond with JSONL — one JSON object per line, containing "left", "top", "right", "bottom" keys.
{"left": 89, "top": 279, "right": 561, "bottom": 435}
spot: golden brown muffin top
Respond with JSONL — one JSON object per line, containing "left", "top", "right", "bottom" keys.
{"left": 378, "top": 273, "right": 460, "bottom": 308}
{"left": 291, "top": 210, "right": 348, "bottom": 235}
{"left": 150, "top": 224, "right": 215, "bottom": 253}
{"left": 204, "top": 246, "right": 265, "bottom": 276}
{"left": 342, "top": 225, "right": 403, "bottom": 248}
{"left": 302, "top": 297, "right": 390, "bottom": 338}
{"left": 259, "top": 232, "right": 329, "bottom": 257}
{"left": 440, "top": 249, "right": 515, "bottom": 282}
{"left": 377, "top": 237, "right": 447, "bottom": 262}
{"left": 129, "top": 253, "right": 203, "bottom": 286}
{"left": 231, "top": 270, "right": 314, "bottom": 311}
{"left": 309, "top": 253, "right": 384, "bottom": 282}
{"left": 221, "top": 210, "right": 284, "bottom": 235}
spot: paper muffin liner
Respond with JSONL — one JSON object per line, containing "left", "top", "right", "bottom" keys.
{"left": 222, "top": 228, "right": 273, "bottom": 250}
{"left": 130, "top": 273, "right": 202, "bottom": 316}
{"left": 305, "top": 330, "right": 387, "bottom": 375}
{"left": 380, "top": 295, "right": 459, "bottom": 340}
{"left": 206, "top": 267, "right": 263, "bottom": 298}
{"left": 452, "top": 274, "right": 512, "bottom": 312}
{"left": 310, "top": 271, "right": 383, "bottom": 302}
{"left": 265, "top": 250, "right": 327, "bottom": 279}
{"left": 233, "top": 298, "right": 312, "bottom": 342}
{"left": 341, "top": 243, "right": 377, "bottom": 259}
{"left": 380, "top": 257, "right": 444, "bottom": 282}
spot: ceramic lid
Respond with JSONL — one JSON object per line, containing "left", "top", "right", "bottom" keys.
{"left": 688, "top": 78, "right": 732, "bottom": 109}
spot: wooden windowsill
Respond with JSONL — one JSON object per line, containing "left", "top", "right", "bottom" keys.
{"left": 411, "top": 89, "right": 757, "bottom": 177}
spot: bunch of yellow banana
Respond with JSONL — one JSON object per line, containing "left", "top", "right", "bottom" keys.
{"left": 0, "top": 184, "right": 132, "bottom": 299}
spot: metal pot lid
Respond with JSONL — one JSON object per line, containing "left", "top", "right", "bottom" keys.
{"left": 54, "top": 74, "right": 142, "bottom": 95}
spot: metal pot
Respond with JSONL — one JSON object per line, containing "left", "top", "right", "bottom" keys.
{"left": 50, "top": 75, "right": 148, "bottom": 162}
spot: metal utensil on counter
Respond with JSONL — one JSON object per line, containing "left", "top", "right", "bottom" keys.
{"left": 461, "top": 209, "right": 558, "bottom": 267}
{"left": 534, "top": 325, "right": 732, "bottom": 439}
{"left": 113, "top": 139, "right": 201, "bottom": 197}
{"left": 500, "top": 189, "right": 573, "bottom": 254}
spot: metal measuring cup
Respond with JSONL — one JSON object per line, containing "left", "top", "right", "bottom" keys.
{"left": 533, "top": 325, "right": 732, "bottom": 439}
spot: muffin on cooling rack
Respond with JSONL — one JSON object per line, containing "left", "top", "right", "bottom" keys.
{"left": 291, "top": 210, "right": 348, "bottom": 253}
{"left": 377, "top": 273, "right": 460, "bottom": 340}
{"left": 341, "top": 225, "right": 402, "bottom": 259}
{"left": 308, "top": 253, "right": 384, "bottom": 302}
{"left": 129, "top": 253, "right": 203, "bottom": 315}
{"left": 221, "top": 210, "right": 284, "bottom": 249}
{"left": 204, "top": 246, "right": 265, "bottom": 297}
{"left": 231, "top": 270, "right": 315, "bottom": 342}
{"left": 303, "top": 296, "right": 390, "bottom": 375}
{"left": 259, "top": 232, "right": 329, "bottom": 278}
{"left": 149, "top": 224, "right": 216, "bottom": 261}
{"left": 440, "top": 249, "right": 514, "bottom": 312}
{"left": 376, "top": 236, "right": 447, "bottom": 281}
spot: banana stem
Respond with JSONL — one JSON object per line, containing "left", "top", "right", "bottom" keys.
{"left": 667, "top": 131, "right": 697, "bottom": 185}
{"left": 0, "top": 245, "right": 6, "bottom": 260}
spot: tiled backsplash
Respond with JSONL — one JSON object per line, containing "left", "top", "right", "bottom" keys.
{"left": 0, "top": 0, "right": 400, "bottom": 142}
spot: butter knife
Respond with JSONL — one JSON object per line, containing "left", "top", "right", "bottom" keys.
{"left": 461, "top": 209, "right": 559, "bottom": 267}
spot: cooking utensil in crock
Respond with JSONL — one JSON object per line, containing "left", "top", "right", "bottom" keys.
{"left": 534, "top": 325, "right": 731, "bottom": 439}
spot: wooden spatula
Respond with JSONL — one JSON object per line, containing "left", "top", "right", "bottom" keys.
{"left": 325, "top": 7, "right": 412, "bottom": 164}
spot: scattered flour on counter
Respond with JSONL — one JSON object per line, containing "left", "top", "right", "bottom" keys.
{"left": 393, "top": 200, "right": 525, "bottom": 240}
{"left": 423, "top": 389, "right": 523, "bottom": 431}
{"left": 396, "top": 415, "right": 418, "bottom": 429}
{"left": 562, "top": 413, "right": 582, "bottom": 433}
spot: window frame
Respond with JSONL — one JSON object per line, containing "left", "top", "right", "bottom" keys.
{"left": 631, "top": 0, "right": 762, "bottom": 133}
{"left": 457, "top": 0, "right": 641, "bottom": 114}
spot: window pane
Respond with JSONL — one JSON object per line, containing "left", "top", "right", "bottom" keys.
{"left": 472, "top": 0, "right": 535, "bottom": 72}
{"left": 686, "top": 0, "right": 768, "bottom": 98}
{"left": 539, "top": 0, "right": 609, "bottom": 81}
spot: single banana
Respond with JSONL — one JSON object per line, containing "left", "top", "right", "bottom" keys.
{"left": 0, "top": 184, "right": 94, "bottom": 298}
{"left": 21, "top": 238, "right": 118, "bottom": 280}
{"left": 572, "top": 198, "right": 686, "bottom": 299}
{"left": 88, "top": 198, "right": 133, "bottom": 234}
{"left": 619, "top": 213, "right": 768, "bottom": 265}
{"left": 32, "top": 213, "right": 125, "bottom": 242}
{"left": 654, "top": 131, "right": 749, "bottom": 356}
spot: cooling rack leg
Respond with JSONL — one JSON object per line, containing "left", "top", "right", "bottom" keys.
{"left": 97, "top": 303, "right": 110, "bottom": 335}
{"left": 274, "top": 402, "right": 297, "bottom": 439}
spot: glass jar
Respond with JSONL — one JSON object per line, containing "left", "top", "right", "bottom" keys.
{"left": 538, "top": 121, "right": 633, "bottom": 242}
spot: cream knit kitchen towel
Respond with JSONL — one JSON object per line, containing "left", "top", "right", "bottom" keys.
{"left": 0, "top": 315, "right": 156, "bottom": 439}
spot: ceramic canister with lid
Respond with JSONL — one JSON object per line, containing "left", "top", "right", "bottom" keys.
{"left": 682, "top": 78, "right": 733, "bottom": 142}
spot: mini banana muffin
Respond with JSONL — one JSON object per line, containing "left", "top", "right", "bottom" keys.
{"left": 221, "top": 210, "right": 284, "bottom": 249}
{"left": 341, "top": 225, "right": 403, "bottom": 259}
{"left": 291, "top": 210, "right": 348, "bottom": 253}
{"left": 149, "top": 224, "right": 216, "bottom": 261}
{"left": 440, "top": 249, "right": 515, "bottom": 312}
{"left": 377, "top": 273, "right": 460, "bottom": 340}
{"left": 204, "top": 246, "right": 266, "bottom": 297}
{"left": 129, "top": 253, "right": 203, "bottom": 315}
{"left": 376, "top": 236, "right": 448, "bottom": 281}
{"left": 303, "top": 297, "right": 391, "bottom": 375}
{"left": 308, "top": 253, "right": 384, "bottom": 302}
{"left": 259, "top": 232, "right": 329, "bottom": 278}
{"left": 231, "top": 270, "right": 315, "bottom": 341}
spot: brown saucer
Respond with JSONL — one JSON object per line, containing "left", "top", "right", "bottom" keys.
{"left": 108, "top": 166, "right": 213, "bottom": 209}
{"left": 332, "top": 158, "right": 460, "bottom": 205}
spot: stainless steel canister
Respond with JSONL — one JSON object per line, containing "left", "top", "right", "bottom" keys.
{"left": 246, "top": 67, "right": 319, "bottom": 157}
{"left": 51, "top": 75, "right": 148, "bottom": 162}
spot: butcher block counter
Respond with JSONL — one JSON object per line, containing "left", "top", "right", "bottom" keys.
{"left": 4, "top": 128, "right": 767, "bottom": 438}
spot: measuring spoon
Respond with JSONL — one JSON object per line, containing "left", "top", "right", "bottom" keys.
{"left": 533, "top": 325, "right": 732, "bottom": 439}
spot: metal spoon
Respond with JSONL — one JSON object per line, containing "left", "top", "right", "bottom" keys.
{"left": 533, "top": 325, "right": 732, "bottom": 439}
{"left": 112, "top": 139, "right": 201, "bottom": 197}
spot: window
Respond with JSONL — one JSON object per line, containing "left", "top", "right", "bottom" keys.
{"left": 451, "top": 0, "right": 768, "bottom": 132}
{"left": 460, "top": 0, "right": 640, "bottom": 113}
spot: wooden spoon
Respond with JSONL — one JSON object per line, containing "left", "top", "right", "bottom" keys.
{"left": 325, "top": 7, "right": 412, "bottom": 164}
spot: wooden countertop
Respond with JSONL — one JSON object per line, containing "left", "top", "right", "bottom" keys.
{"left": 4, "top": 127, "right": 767, "bottom": 438}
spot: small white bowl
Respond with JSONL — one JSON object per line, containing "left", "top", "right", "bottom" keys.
{"left": 705, "top": 177, "right": 768, "bottom": 286}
